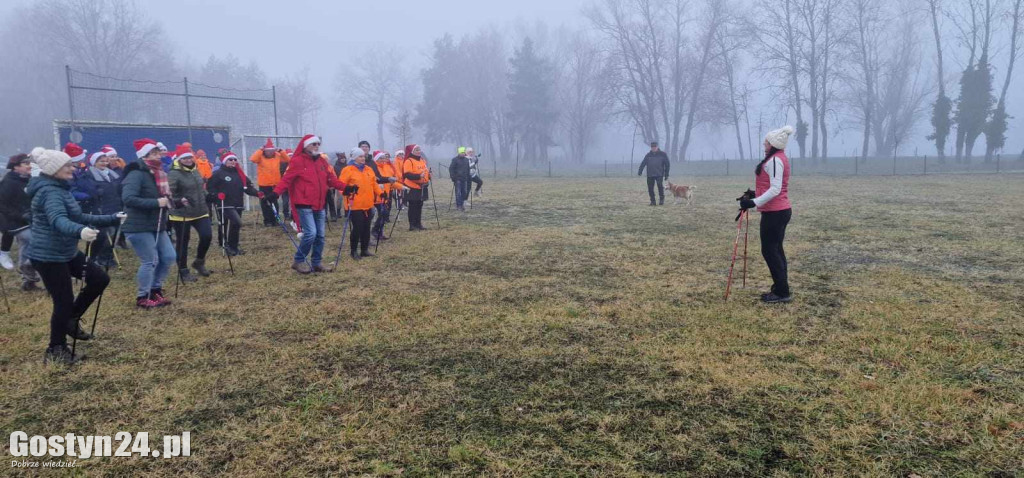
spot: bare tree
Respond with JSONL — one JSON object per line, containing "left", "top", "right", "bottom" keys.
{"left": 558, "top": 31, "right": 613, "bottom": 163}
{"left": 984, "top": 0, "right": 1024, "bottom": 161}
{"left": 276, "top": 67, "right": 323, "bottom": 136}
{"left": 586, "top": 0, "right": 734, "bottom": 161}
{"left": 949, "top": 0, "right": 998, "bottom": 161}
{"left": 847, "top": 0, "right": 884, "bottom": 161}
{"left": 754, "top": 0, "right": 808, "bottom": 158}
{"left": 335, "top": 44, "right": 405, "bottom": 148}
{"left": 714, "top": 10, "right": 753, "bottom": 160}
{"left": 926, "top": 0, "right": 953, "bottom": 162}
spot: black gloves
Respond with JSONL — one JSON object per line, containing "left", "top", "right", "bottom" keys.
{"left": 343, "top": 185, "right": 359, "bottom": 195}
{"left": 265, "top": 192, "right": 279, "bottom": 202}
{"left": 206, "top": 192, "right": 217, "bottom": 204}
{"left": 739, "top": 198, "right": 755, "bottom": 210}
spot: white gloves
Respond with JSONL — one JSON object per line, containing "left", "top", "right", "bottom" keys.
{"left": 80, "top": 227, "right": 99, "bottom": 242}
{"left": 157, "top": 197, "right": 170, "bottom": 208}
{"left": 116, "top": 212, "right": 128, "bottom": 222}
{"left": 296, "top": 232, "right": 303, "bottom": 240}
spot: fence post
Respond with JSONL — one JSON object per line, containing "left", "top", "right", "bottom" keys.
{"left": 65, "top": 65, "right": 76, "bottom": 135}
{"left": 604, "top": 160, "right": 607, "bottom": 177}
{"left": 183, "top": 77, "right": 194, "bottom": 144}
{"left": 997, "top": 154, "right": 1001, "bottom": 173}
{"left": 892, "top": 154, "right": 897, "bottom": 176}
{"left": 493, "top": 157, "right": 497, "bottom": 179}
{"left": 924, "top": 155, "right": 927, "bottom": 175}
{"left": 726, "top": 157, "right": 729, "bottom": 176}
{"left": 854, "top": 155, "right": 858, "bottom": 176}
{"left": 548, "top": 161, "right": 552, "bottom": 178}
{"left": 272, "top": 85, "right": 280, "bottom": 137}
{"left": 514, "top": 141, "right": 519, "bottom": 179}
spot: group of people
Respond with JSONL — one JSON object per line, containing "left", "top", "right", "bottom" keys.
{"left": 0, "top": 133, "right": 459, "bottom": 364}
{"left": 1, "top": 123, "right": 794, "bottom": 366}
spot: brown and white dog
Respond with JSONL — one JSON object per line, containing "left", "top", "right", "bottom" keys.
{"left": 666, "top": 182, "right": 695, "bottom": 205}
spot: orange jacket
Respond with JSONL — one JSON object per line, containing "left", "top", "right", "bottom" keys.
{"left": 339, "top": 164, "right": 381, "bottom": 211}
{"left": 249, "top": 150, "right": 290, "bottom": 187}
{"left": 376, "top": 160, "right": 397, "bottom": 198}
{"left": 195, "top": 157, "right": 213, "bottom": 180}
{"left": 401, "top": 157, "right": 430, "bottom": 190}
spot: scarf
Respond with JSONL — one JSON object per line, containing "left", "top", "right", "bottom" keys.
{"left": 90, "top": 166, "right": 118, "bottom": 183}
{"left": 348, "top": 160, "right": 366, "bottom": 172}
{"left": 144, "top": 158, "right": 171, "bottom": 197}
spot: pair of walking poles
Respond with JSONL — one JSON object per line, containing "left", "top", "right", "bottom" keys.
{"left": 70, "top": 221, "right": 124, "bottom": 359}
{"left": 724, "top": 193, "right": 753, "bottom": 301}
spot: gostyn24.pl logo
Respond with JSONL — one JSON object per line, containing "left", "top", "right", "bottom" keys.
{"left": 9, "top": 431, "right": 190, "bottom": 461}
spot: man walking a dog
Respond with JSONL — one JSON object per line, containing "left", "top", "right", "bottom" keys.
{"left": 638, "top": 141, "right": 670, "bottom": 206}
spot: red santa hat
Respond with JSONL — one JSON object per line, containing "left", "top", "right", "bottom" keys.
{"left": 373, "top": 151, "right": 387, "bottom": 162}
{"left": 156, "top": 142, "right": 168, "bottom": 153}
{"left": 263, "top": 138, "right": 275, "bottom": 150}
{"left": 172, "top": 144, "right": 194, "bottom": 161}
{"left": 101, "top": 145, "right": 117, "bottom": 157}
{"left": 295, "top": 134, "right": 321, "bottom": 154}
{"left": 63, "top": 142, "right": 86, "bottom": 162}
{"left": 219, "top": 149, "right": 238, "bottom": 162}
{"left": 134, "top": 138, "right": 159, "bottom": 158}
{"left": 404, "top": 144, "right": 419, "bottom": 158}
{"left": 394, "top": 149, "right": 406, "bottom": 158}
{"left": 88, "top": 151, "right": 107, "bottom": 167}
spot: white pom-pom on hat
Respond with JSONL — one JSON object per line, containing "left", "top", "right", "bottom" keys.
{"left": 30, "top": 147, "right": 73, "bottom": 177}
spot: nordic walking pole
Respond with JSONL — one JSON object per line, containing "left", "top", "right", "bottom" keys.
{"left": 448, "top": 183, "right": 454, "bottom": 212}
{"left": 373, "top": 192, "right": 395, "bottom": 255}
{"left": 386, "top": 190, "right": 407, "bottom": 242}
{"left": 331, "top": 195, "right": 356, "bottom": 271}
{"left": 173, "top": 219, "right": 186, "bottom": 298}
{"left": 269, "top": 200, "right": 309, "bottom": 266}
{"left": 724, "top": 210, "right": 747, "bottom": 301}
{"left": 218, "top": 194, "right": 234, "bottom": 275}
{"left": 106, "top": 231, "right": 120, "bottom": 267}
{"left": 0, "top": 269, "right": 10, "bottom": 314}
{"left": 428, "top": 168, "right": 441, "bottom": 229}
{"left": 87, "top": 222, "right": 121, "bottom": 339}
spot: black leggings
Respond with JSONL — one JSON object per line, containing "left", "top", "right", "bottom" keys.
{"left": 760, "top": 208, "right": 792, "bottom": 297}
{"left": 407, "top": 200, "right": 424, "bottom": 228}
{"left": 31, "top": 252, "right": 110, "bottom": 347}
{"left": 171, "top": 217, "right": 213, "bottom": 269}
{"left": 349, "top": 209, "right": 372, "bottom": 254}
{"left": 373, "top": 200, "right": 391, "bottom": 238}
{"left": 471, "top": 176, "right": 483, "bottom": 192}
{"left": 215, "top": 207, "right": 243, "bottom": 249}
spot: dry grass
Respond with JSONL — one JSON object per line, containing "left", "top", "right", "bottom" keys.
{"left": 1, "top": 174, "right": 1022, "bottom": 476}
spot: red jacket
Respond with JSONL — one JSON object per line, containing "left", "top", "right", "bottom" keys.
{"left": 274, "top": 151, "right": 346, "bottom": 211}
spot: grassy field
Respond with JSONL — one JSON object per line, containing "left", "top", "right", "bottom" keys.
{"left": 1, "top": 174, "right": 1022, "bottom": 476}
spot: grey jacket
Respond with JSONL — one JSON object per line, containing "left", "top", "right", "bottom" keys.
{"left": 638, "top": 150, "right": 671, "bottom": 177}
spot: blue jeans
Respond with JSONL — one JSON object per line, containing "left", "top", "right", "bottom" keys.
{"left": 125, "top": 231, "right": 176, "bottom": 298}
{"left": 295, "top": 207, "right": 326, "bottom": 266}
{"left": 454, "top": 179, "right": 469, "bottom": 207}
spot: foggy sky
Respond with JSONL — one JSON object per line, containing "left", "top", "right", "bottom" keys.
{"left": 2, "top": 0, "right": 1022, "bottom": 159}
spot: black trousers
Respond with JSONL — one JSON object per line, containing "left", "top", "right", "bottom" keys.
{"left": 216, "top": 206, "right": 243, "bottom": 249}
{"left": 349, "top": 209, "right": 373, "bottom": 254}
{"left": 0, "top": 233, "right": 12, "bottom": 252}
{"left": 471, "top": 176, "right": 483, "bottom": 192}
{"left": 258, "top": 186, "right": 279, "bottom": 225}
{"left": 171, "top": 217, "right": 213, "bottom": 269}
{"left": 31, "top": 252, "right": 109, "bottom": 347}
{"left": 325, "top": 189, "right": 339, "bottom": 219}
{"left": 647, "top": 176, "right": 665, "bottom": 203}
{"left": 373, "top": 199, "right": 391, "bottom": 238}
{"left": 407, "top": 200, "right": 424, "bottom": 228}
{"left": 86, "top": 227, "right": 115, "bottom": 263}
{"left": 760, "top": 208, "right": 792, "bottom": 297}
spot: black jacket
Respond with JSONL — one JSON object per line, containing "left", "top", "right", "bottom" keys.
{"left": 0, "top": 172, "right": 31, "bottom": 233}
{"left": 639, "top": 150, "right": 671, "bottom": 177}
{"left": 449, "top": 155, "right": 471, "bottom": 181}
{"left": 207, "top": 166, "right": 259, "bottom": 208}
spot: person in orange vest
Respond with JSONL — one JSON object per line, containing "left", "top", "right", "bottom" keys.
{"left": 339, "top": 148, "right": 387, "bottom": 259}
{"left": 194, "top": 149, "right": 214, "bottom": 181}
{"left": 401, "top": 144, "right": 430, "bottom": 231}
{"left": 249, "top": 138, "right": 290, "bottom": 226}
{"left": 372, "top": 151, "right": 400, "bottom": 240}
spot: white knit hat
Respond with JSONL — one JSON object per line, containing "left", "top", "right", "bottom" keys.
{"left": 30, "top": 147, "right": 73, "bottom": 177}
{"left": 350, "top": 147, "right": 366, "bottom": 160}
{"left": 765, "top": 125, "right": 795, "bottom": 150}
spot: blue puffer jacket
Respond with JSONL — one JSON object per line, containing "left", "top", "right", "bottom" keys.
{"left": 27, "top": 175, "right": 119, "bottom": 262}
{"left": 71, "top": 167, "right": 123, "bottom": 215}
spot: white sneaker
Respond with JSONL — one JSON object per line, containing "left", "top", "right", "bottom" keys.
{"left": 0, "top": 252, "right": 13, "bottom": 270}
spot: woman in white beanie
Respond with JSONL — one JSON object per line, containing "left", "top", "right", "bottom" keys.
{"left": 738, "top": 125, "right": 794, "bottom": 304}
{"left": 26, "top": 147, "right": 125, "bottom": 364}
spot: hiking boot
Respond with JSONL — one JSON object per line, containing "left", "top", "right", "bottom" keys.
{"left": 313, "top": 264, "right": 334, "bottom": 273}
{"left": 291, "top": 261, "right": 312, "bottom": 274}
{"left": 136, "top": 296, "right": 160, "bottom": 309}
{"left": 150, "top": 289, "right": 171, "bottom": 307}
{"left": 762, "top": 292, "right": 792, "bottom": 304}
{"left": 360, "top": 251, "right": 375, "bottom": 258}
{"left": 235, "top": 247, "right": 247, "bottom": 256}
{"left": 67, "top": 322, "right": 93, "bottom": 341}
{"left": 659, "top": 198, "right": 665, "bottom": 205}
{"left": 225, "top": 246, "right": 240, "bottom": 257}
{"left": 192, "top": 259, "right": 212, "bottom": 277}
{"left": 649, "top": 201, "right": 657, "bottom": 206}
{"left": 44, "top": 345, "right": 81, "bottom": 365}
{"left": 21, "top": 281, "right": 41, "bottom": 292}
{"left": 179, "top": 269, "right": 198, "bottom": 283}
{"left": 350, "top": 251, "right": 362, "bottom": 260}
{"left": 474, "top": 191, "right": 481, "bottom": 197}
